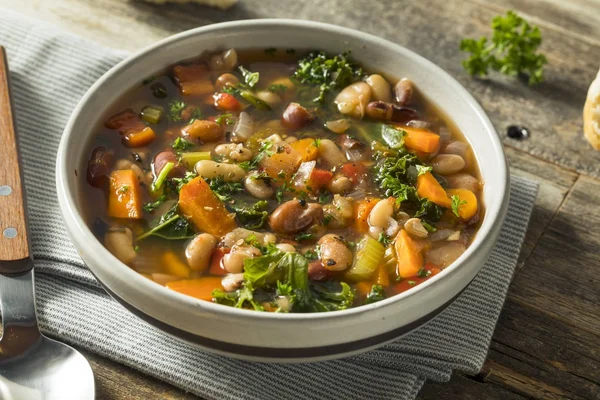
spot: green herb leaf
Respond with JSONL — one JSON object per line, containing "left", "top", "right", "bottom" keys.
{"left": 205, "top": 175, "right": 244, "bottom": 203}
{"left": 381, "top": 125, "right": 406, "bottom": 149}
{"left": 416, "top": 165, "right": 433, "bottom": 176}
{"left": 267, "top": 83, "right": 287, "bottom": 94}
{"left": 378, "top": 232, "right": 392, "bottom": 247}
{"left": 168, "top": 101, "right": 187, "bottom": 122}
{"left": 238, "top": 66, "right": 260, "bottom": 88}
{"left": 215, "top": 113, "right": 235, "bottom": 125}
{"left": 143, "top": 194, "right": 166, "bottom": 213}
{"left": 459, "top": 11, "right": 547, "bottom": 85}
{"left": 172, "top": 137, "right": 195, "bottom": 151}
{"left": 169, "top": 171, "right": 197, "bottom": 193}
{"left": 137, "top": 204, "right": 195, "bottom": 241}
{"left": 295, "top": 232, "right": 314, "bottom": 242}
{"left": 451, "top": 194, "right": 468, "bottom": 218}
{"left": 239, "top": 141, "right": 274, "bottom": 171}
{"left": 232, "top": 200, "right": 269, "bottom": 230}
{"left": 365, "top": 284, "right": 386, "bottom": 304}
{"left": 417, "top": 268, "right": 432, "bottom": 278}
{"left": 421, "top": 220, "right": 437, "bottom": 232}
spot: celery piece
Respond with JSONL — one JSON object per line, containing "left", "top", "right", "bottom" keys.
{"left": 345, "top": 235, "right": 385, "bottom": 282}
{"left": 151, "top": 161, "right": 174, "bottom": 193}
{"left": 180, "top": 152, "right": 211, "bottom": 168}
{"left": 140, "top": 105, "right": 164, "bottom": 124}
{"left": 239, "top": 90, "right": 271, "bottom": 110}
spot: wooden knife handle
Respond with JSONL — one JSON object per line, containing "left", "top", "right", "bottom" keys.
{"left": 0, "top": 46, "right": 32, "bottom": 274}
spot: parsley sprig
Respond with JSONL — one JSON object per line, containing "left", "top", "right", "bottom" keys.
{"left": 459, "top": 11, "right": 547, "bottom": 85}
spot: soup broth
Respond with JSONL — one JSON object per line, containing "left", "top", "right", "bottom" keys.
{"left": 84, "top": 49, "right": 483, "bottom": 312}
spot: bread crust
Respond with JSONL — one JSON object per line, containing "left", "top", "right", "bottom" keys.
{"left": 584, "top": 68, "right": 600, "bottom": 150}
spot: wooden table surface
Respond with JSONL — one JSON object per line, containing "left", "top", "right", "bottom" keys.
{"left": 2, "top": 0, "right": 599, "bottom": 398}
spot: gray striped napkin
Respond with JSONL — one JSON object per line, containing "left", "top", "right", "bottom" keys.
{"left": 0, "top": 9, "right": 538, "bottom": 400}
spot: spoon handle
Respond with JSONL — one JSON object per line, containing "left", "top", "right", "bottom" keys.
{"left": 0, "top": 46, "right": 32, "bottom": 274}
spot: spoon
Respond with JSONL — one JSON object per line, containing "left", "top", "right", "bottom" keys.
{"left": 0, "top": 46, "right": 95, "bottom": 400}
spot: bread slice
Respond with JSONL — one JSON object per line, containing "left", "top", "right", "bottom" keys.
{"left": 584, "top": 67, "right": 600, "bottom": 150}
{"left": 141, "top": 0, "right": 237, "bottom": 10}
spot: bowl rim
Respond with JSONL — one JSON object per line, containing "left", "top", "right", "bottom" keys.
{"left": 56, "top": 18, "right": 509, "bottom": 322}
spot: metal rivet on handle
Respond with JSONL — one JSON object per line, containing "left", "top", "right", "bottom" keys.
{"left": 3, "top": 227, "right": 17, "bottom": 238}
{"left": 0, "top": 185, "right": 11, "bottom": 196}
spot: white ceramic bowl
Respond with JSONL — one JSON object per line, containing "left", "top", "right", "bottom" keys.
{"left": 56, "top": 19, "right": 509, "bottom": 362}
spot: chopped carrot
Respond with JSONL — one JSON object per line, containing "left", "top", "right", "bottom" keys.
{"left": 393, "top": 263, "right": 441, "bottom": 294}
{"left": 178, "top": 177, "right": 237, "bottom": 236}
{"left": 374, "top": 263, "right": 390, "bottom": 287}
{"left": 161, "top": 252, "right": 191, "bottom": 278}
{"left": 122, "top": 126, "right": 157, "bottom": 148}
{"left": 208, "top": 247, "right": 229, "bottom": 276}
{"left": 446, "top": 188, "right": 478, "bottom": 220}
{"left": 417, "top": 172, "right": 451, "bottom": 208}
{"left": 355, "top": 281, "right": 373, "bottom": 297}
{"left": 309, "top": 168, "right": 333, "bottom": 189}
{"left": 340, "top": 162, "right": 368, "bottom": 184}
{"left": 402, "top": 126, "right": 440, "bottom": 153}
{"left": 213, "top": 92, "right": 241, "bottom": 111}
{"left": 173, "top": 64, "right": 214, "bottom": 97}
{"left": 166, "top": 277, "right": 223, "bottom": 301}
{"left": 354, "top": 198, "right": 380, "bottom": 234}
{"left": 259, "top": 145, "right": 302, "bottom": 180}
{"left": 107, "top": 169, "right": 143, "bottom": 219}
{"left": 395, "top": 229, "right": 424, "bottom": 278}
{"left": 290, "top": 138, "right": 319, "bottom": 162}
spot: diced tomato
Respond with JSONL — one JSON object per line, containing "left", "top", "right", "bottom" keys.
{"left": 208, "top": 247, "right": 229, "bottom": 276}
{"left": 340, "top": 162, "right": 367, "bottom": 184}
{"left": 393, "top": 263, "right": 442, "bottom": 294}
{"left": 309, "top": 168, "right": 333, "bottom": 189}
{"left": 213, "top": 92, "right": 241, "bottom": 112}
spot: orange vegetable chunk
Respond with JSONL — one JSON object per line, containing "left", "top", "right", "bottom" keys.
{"left": 259, "top": 145, "right": 302, "bottom": 180}
{"left": 161, "top": 252, "right": 191, "bottom": 278}
{"left": 122, "top": 126, "right": 157, "bottom": 148}
{"left": 374, "top": 263, "right": 390, "bottom": 287}
{"left": 173, "top": 64, "right": 215, "bottom": 97}
{"left": 395, "top": 229, "right": 424, "bottom": 278}
{"left": 355, "top": 281, "right": 373, "bottom": 297}
{"left": 108, "top": 169, "right": 143, "bottom": 219}
{"left": 290, "top": 138, "right": 319, "bottom": 162}
{"left": 178, "top": 177, "right": 237, "bottom": 236}
{"left": 402, "top": 126, "right": 441, "bottom": 153}
{"left": 354, "top": 198, "right": 380, "bottom": 234}
{"left": 310, "top": 168, "right": 334, "bottom": 189}
{"left": 166, "top": 277, "right": 223, "bottom": 301}
{"left": 417, "top": 172, "right": 451, "bottom": 208}
{"left": 446, "top": 188, "right": 478, "bottom": 220}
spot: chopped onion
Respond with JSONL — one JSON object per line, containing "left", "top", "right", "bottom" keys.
{"left": 429, "top": 228, "right": 455, "bottom": 242}
{"left": 232, "top": 111, "right": 254, "bottom": 142}
{"left": 345, "top": 149, "right": 365, "bottom": 162}
{"left": 293, "top": 161, "right": 316, "bottom": 190}
{"left": 406, "top": 120, "right": 429, "bottom": 129}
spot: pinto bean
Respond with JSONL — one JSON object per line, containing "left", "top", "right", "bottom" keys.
{"left": 281, "top": 102, "right": 314, "bottom": 130}
{"left": 269, "top": 200, "right": 323, "bottom": 234}
{"left": 394, "top": 78, "right": 413, "bottom": 105}
{"left": 185, "top": 233, "right": 217, "bottom": 271}
{"left": 215, "top": 73, "right": 240, "bottom": 92}
{"left": 318, "top": 234, "right": 353, "bottom": 271}
{"left": 323, "top": 195, "right": 354, "bottom": 229}
{"left": 365, "top": 101, "right": 419, "bottom": 123}
{"left": 431, "top": 154, "right": 466, "bottom": 175}
{"left": 182, "top": 120, "right": 223, "bottom": 142}
{"left": 365, "top": 74, "right": 392, "bottom": 103}
{"left": 153, "top": 150, "right": 186, "bottom": 178}
{"left": 194, "top": 160, "right": 245, "bottom": 182}
{"left": 308, "top": 260, "right": 332, "bottom": 281}
{"left": 87, "top": 146, "right": 115, "bottom": 188}
{"left": 327, "top": 174, "right": 353, "bottom": 194}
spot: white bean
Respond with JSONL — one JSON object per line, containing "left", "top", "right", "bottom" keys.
{"left": 195, "top": 160, "right": 245, "bottom": 182}
{"left": 185, "top": 234, "right": 217, "bottom": 271}
{"left": 276, "top": 243, "right": 297, "bottom": 253}
{"left": 318, "top": 139, "right": 347, "bottom": 167}
{"left": 445, "top": 173, "right": 480, "bottom": 192}
{"left": 328, "top": 174, "right": 353, "bottom": 194}
{"left": 105, "top": 227, "right": 136, "bottom": 265}
{"left": 244, "top": 174, "right": 274, "bottom": 199}
{"left": 255, "top": 90, "right": 282, "bottom": 108}
{"left": 222, "top": 245, "right": 261, "bottom": 273}
{"left": 221, "top": 273, "right": 245, "bottom": 292}
{"left": 404, "top": 218, "right": 428, "bottom": 238}
{"left": 325, "top": 119, "right": 351, "bottom": 134}
{"left": 214, "top": 143, "right": 253, "bottom": 162}
{"left": 368, "top": 198, "right": 394, "bottom": 228}
{"left": 334, "top": 82, "right": 372, "bottom": 119}
{"left": 365, "top": 74, "right": 392, "bottom": 103}
{"left": 431, "top": 154, "right": 465, "bottom": 175}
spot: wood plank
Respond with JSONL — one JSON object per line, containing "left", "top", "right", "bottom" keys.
{"left": 418, "top": 373, "right": 528, "bottom": 400}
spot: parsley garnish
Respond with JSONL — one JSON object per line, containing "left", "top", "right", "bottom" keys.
{"left": 407, "top": 280, "right": 417, "bottom": 286}
{"left": 459, "top": 11, "right": 547, "bottom": 85}
{"left": 267, "top": 83, "right": 287, "bottom": 94}
{"left": 295, "top": 233, "right": 314, "bottom": 242}
{"left": 215, "top": 113, "right": 235, "bottom": 125}
{"left": 169, "top": 171, "right": 197, "bottom": 193}
{"left": 143, "top": 195, "right": 166, "bottom": 213}
{"left": 416, "top": 165, "right": 433, "bottom": 176}
{"left": 168, "top": 101, "right": 187, "bottom": 122}
{"left": 206, "top": 175, "right": 244, "bottom": 203}
{"left": 421, "top": 221, "right": 437, "bottom": 233}
{"left": 322, "top": 214, "right": 334, "bottom": 226}
{"left": 238, "top": 66, "right": 259, "bottom": 88}
{"left": 318, "top": 191, "right": 332, "bottom": 204}
{"left": 118, "top": 185, "right": 129, "bottom": 193}
{"left": 239, "top": 141, "right": 274, "bottom": 171}
{"left": 172, "top": 137, "right": 194, "bottom": 151}
{"left": 417, "top": 268, "right": 432, "bottom": 278}
{"left": 378, "top": 232, "right": 392, "bottom": 246}
{"left": 451, "top": 195, "right": 467, "bottom": 218}
{"left": 365, "top": 284, "right": 386, "bottom": 304}
{"left": 188, "top": 108, "right": 203, "bottom": 124}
